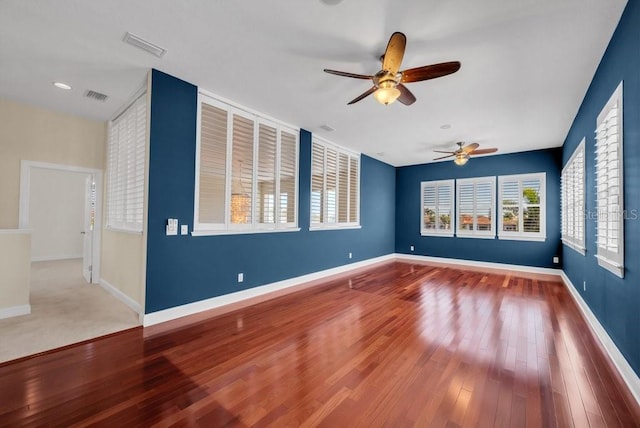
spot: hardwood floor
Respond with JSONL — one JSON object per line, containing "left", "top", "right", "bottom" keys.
{"left": 1, "top": 261, "right": 639, "bottom": 427}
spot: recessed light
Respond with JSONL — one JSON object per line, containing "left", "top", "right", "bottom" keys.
{"left": 320, "top": 0, "right": 343, "bottom": 5}
{"left": 440, "top": 124, "right": 451, "bottom": 130}
{"left": 53, "top": 82, "right": 72, "bottom": 90}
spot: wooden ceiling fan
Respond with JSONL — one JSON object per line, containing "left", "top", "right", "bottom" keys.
{"left": 434, "top": 142, "right": 498, "bottom": 166}
{"left": 323, "top": 32, "right": 461, "bottom": 106}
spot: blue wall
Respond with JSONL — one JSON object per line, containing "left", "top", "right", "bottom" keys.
{"left": 145, "top": 70, "right": 396, "bottom": 313}
{"left": 395, "top": 149, "right": 562, "bottom": 268}
{"left": 561, "top": 0, "right": 640, "bottom": 375}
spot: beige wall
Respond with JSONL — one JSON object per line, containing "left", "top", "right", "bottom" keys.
{"left": 0, "top": 96, "right": 147, "bottom": 312}
{"left": 0, "top": 231, "right": 31, "bottom": 316}
{"left": 0, "top": 97, "right": 105, "bottom": 229}
{"left": 101, "top": 230, "right": 144, "bottom": 306}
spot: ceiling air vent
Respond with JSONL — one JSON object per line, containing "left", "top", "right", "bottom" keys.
{"left": 319, "top": 124, "right": 335, "bottom": 132}
{"left": 84, "top": 90, "right": 109, "bottom": 102}
{"left": 123, "top": 32, "right": 167, "bottom": 58}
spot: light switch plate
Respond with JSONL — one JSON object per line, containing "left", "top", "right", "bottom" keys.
{"left": 181, "top": 224, "right": 188, "bottom": 235}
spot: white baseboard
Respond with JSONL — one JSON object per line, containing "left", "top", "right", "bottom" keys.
{"left": 99, "top": 278, "right": 142, "bottom": 315}
{"left": 143, "top": 254, "right": 396, "bottom": 326}
{"left": 395, "top": 253, "right": 562, "bottom": 276}
{"left": 560, "top": 271, "right": 640, "bottom": 405}
{"left": 0, "top": 305, "right": 31, "bottom": 320}
{"left": 31, "top": 254, "right": 83, "bottom": 262}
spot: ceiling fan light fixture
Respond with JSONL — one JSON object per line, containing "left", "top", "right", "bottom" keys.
{"left": 454, "top": 153, "right": 469, "bottom": 166}
{"left": 374, "top": 80, "right": 400, "bottom": 105}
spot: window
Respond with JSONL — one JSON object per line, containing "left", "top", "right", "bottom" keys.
{"left": 498, "top": 173, "right": 546, "bottom": 241}
{"left": 561, "top": 140, "right": 585, "bottom": 253}
{"left": 595, "top": 82, "right": 624, "bottom": 277}
{"left": 421, "top": 180, "right": 454, "bottom": 236}
{"left": 456, "top": 177, "right": 495, "bottom": 238}
{"left": 310, "top": 138, "right": 360, "bottom": 229}
{"left": 106, "top": 92, "right": 146, "bottom": 232}
{"left": 194, "top": 93, "right": 299, "bottom": 235}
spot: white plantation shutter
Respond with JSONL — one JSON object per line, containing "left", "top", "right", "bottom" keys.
{"left": 456, "top": 177, "right": 496, "bottom": 237}
{"left": 595, "top": 82, "right": 624, "bottom": 277}
{"left": 420, "top": 180, "right": 454, "bottom": 236}
{"left": 279, "top": 130, "right": 297, "bottom": 225}
{"left": 498, "top": 173, "right": 545, "bottom": 241}
{"left": 338, "top": 153, "right": 349, "bottom": 223}
{"left": 257, "top": 123, "right": 277, "bottom": 224}
{"left": 561, "top": 141, "right": 585, "bottom": 253}
{"left": 198, "top": 103, "right": 228, "bottom": 225}
{"left": 348, "top": 156, "right": 359, "bottom": 223}
{"left": 106, "top": 92, "right": 146, "bottom": 232}
{"left": 310, "top": 137, "right": 360, "bottom": 228}
{"left": 195, "top": 93, "right": 299, "bottom": 234}
{"left": 311, "top": 141, "right": 325, "bottom": 224}
{"left": 230, "top": 114, "right": 255, "bottom": 226}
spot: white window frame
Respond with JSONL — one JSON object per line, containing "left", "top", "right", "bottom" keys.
{"left": 310, "top": 137, "right": 361, "bottom": 230}
{"left": 456, "top": 176, "right": 496, "bottom": 239}
{"left": 561, "top": 140, "right": 585, "bottom": 254}
{"left": 594, "top": 82, "right": 624, "bottom": 277}
{"left": 193, "top": 91, "right": 300, "bottom": 236}
{"left": 420, "top": 180, "right": 455, "bottom": 237}
{"left": 105, "top": 89, "right": 147, "bottom": 233}
{"left": 498, "top": 172, "right": 546, "bottom": 242}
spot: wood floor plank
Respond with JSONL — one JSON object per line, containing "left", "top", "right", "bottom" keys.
{"left": 0, "top": 261, "right": 639, "bottom": 427}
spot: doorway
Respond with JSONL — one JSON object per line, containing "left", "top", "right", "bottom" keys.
{"left": 19, "top": 160, "right": 102, "bottom": 282}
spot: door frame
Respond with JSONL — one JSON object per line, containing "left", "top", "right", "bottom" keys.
{"left": 19, "top": 160, "right": 103, "bottom": 284}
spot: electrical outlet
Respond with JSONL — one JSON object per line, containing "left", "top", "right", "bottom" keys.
{"left": 410, "top": 245, "right": 414, "bottom": 252}
{"left": 553, "top": 256, "right": 559, "bottom": 264}
{"left": 238, "top": 273, "right": 244, "bottom": 283}
{"left": 349, "top": 252, "right": 352, "bottom": 259}
{"left": 583, "top": 281, "right": 586, "bottom": 291}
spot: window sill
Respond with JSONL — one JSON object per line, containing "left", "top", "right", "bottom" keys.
{"left": 192, "top": 227, "right": 301, "bottom": 237}
{"left": 309, "top": 225, "right": 362, "bottom": 231}
{"left": 498, "top": 235, "right": 546, "bottom": 242}
{"left": 421, "top": 231, "right": 454, "bottom": 237}
{"left": 595, "top": 254, "right": 624, "bottom": 278}
{"left": 455, "top": 234, "right": 496, "bottom": 240}
{"left": 561, "top": 239, "right": 586, "bottom": 255}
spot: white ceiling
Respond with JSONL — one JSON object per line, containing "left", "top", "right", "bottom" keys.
{"left": 0, "top": 0, "right": 627, "bottom": 166}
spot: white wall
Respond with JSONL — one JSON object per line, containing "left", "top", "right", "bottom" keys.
{"left": 28, "top": 168, "right": 87, "bottom": 261}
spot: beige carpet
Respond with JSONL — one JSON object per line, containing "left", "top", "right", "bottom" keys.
{"left": 0, "top": 259, "right": 140, "bottom": 364}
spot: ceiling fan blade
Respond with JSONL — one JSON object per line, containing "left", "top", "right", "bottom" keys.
{"left": 397, "top": 84, "right": 416, "bottom": 105}
{"left": 433, "top": 154, "right": 455, "bottom": 161}
{"left": 462, "top": 143, "right": 480, "bottom": 153}
{"left": 347, "top": 86, "right": 377, "bottom": 105}
{"left": 382, "top": 32, "right": 406, "bottom": 75}
{"left": 323, "top": 69, "right": 373, "bottom": 80}
{"left": 433, "top": 150, "right": 456, "bottom": 154}
{"left": 401, "top": 61, "right": 461, "bottom": 83}
{"left": 469, "top": 148, "right": 498, "bottom": 155}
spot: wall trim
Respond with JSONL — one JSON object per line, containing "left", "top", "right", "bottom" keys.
{"left": 0, "top": 305, "right": 31, "bottom": 320}
{"left": 99, "top": 278, "right": 142, "bottom": 315}
{"left": 560, "top": 271, "right": 640, "bottom": 405}
{"left": 395, "top": 253, "right": 562, "bottom": 276}
{"left": 143, "top": 254, "right": 396, "bottom": 326}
